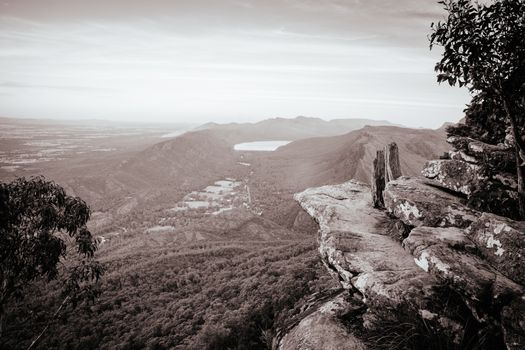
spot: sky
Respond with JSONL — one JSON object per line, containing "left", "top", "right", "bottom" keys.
{"left": 0, "top": 0, "right": 471, "bottom": 128}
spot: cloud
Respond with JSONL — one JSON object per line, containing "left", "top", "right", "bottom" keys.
{"left": 0, "top": 81, "right": 112, "bottom": 92}
{"left": 0, "top": 0, "right": 469, "bottom": 128}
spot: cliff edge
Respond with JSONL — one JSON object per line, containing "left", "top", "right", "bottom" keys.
{"left": 282, "top": 146, "right": 525, "bottom": 350}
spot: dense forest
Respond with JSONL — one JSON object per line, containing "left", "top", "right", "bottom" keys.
{"left": 3, "top": 238, "right": 337, "bottom": 349}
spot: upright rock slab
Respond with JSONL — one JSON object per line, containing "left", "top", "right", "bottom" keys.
{"left": 371, "top": 150, "right": 386, "bottom": 209}
{"left": 385, "top": 142, "right": 402, "bottom": 183}
{"left": 371, "top": 142, "right": 402, "bottom": 209}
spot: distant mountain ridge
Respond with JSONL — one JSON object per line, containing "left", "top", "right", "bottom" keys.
{"left": 194, "top": 116, "right": 398, "bottom": 143}
{"left": 252, "top": 125, "right": 449, "bottom": 190}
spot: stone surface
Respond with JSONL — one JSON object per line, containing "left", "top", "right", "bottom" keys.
{"left": 447, "top": 136, "right": 516, "bottom": 173}
{"left": 449, "top": 150, "right": 478, "bottom": 164}
{"left": 295, "top": 180, "right": 436, "bottom": 304}
{"left": 384, "top": 142, "right": 402, "bottom": 183}
{"left": 422, "top": 159, "right": 480, "bottom": 195}
{"left": 293, "top": 179, "right": 457, "bottom": 341}
{"left": 383, "top": 177, "right": 479, "bottom": 228}
{"left": 467, "top": 213, "right": 525, "bottom": 285}
{"left": 294, "top": 178, "right": 525, "bottom": 349}
{"left": 371, "top": 150, "right": 386, "bottom": 208}
{"left": 404, "top": 227, "right": 523, "bottom": 311}
{"left": 404, "top": 226, "right": 525, "bottom": 349}
{"left": 279, "top": 293, "right": 367, "bottom": 350}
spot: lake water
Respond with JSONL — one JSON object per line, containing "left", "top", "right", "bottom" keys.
{"left": 234, "top": 141, "right": 292, "bottom": 151}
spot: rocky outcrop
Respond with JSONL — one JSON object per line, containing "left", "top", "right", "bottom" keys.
{"left": 294, "top": 181, "right": 436, "bottom": 303}
{"left": 422, "top": 159, "right": 480, "bottom": 195}
{"left": 447, "top": 136, "right": 515, "bottom": 172}
{"left": 468, "top": 213, "right": 525, "bottom": 285}
{"left": 383, "top": 177, "right": 525, "bottom": 350}
{"left": 292, "top": 175, "right": 524, "bottom": 349}
{"left": 279, "top": 293, "right": 367, "bottom": 350}
{"left": 292, "top": 180, "right": 480, "bottom": 348}
{"left": 383, "top": 177, "right": 479, "bottom": 228}
{"left": 422, "top": 136, "right": 520, "bottom": 220}
{"left": 404, "top": 226, "right": 523, "bottom": 321}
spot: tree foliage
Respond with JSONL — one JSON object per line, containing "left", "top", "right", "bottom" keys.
{"left": 2, "top": 239, "right": 335, "bottom": 350}
{"left": 0, "top": 177, "right": 104, "bottom": 334}
{"left": 430, "top": 0, "right": 525, "bottom": 218}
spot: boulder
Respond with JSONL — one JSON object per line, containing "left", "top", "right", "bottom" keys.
{"left": 422, "top": 159, "right": 480, "bottom": 195}
{"left": 449, "top": 150, "right": 478, "bottom": 164}
{"left": 447, "top": 136, "right": 515, "bottom": 173}
{"left": 467, "top": 213, "right": 525, "bottom": 285}
{"left": 383, "top": 177, "right": 479, "bottom": 228}
{"left": 278, "top": 293, "right": 367, "bottom": 350}
{"left": 294, "top": 181, "right": 462, "bottom": 338}
{"left": 404, "top": 226, "right": 525, "bottom": 350}
{"left": 404, "top": 227, "right": 523, "bottom": 312}
{"left": 294, "top": 181, "right": 436, "bottom": 302}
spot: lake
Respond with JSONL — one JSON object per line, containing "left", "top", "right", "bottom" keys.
{"left": 234, "top": 141, "right": 292, "bottom": 151}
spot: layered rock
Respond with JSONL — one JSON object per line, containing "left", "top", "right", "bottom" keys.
{"left": 383, "top": 177, "right": 479, "bottom": 228}
{"left": 294, "top": 181, "right": 437, "bottom": 304}
{"left": 279, "top": 293, "right": 366, "bottom": 350}
{"left": 293, "top": 180, "right": 478, "bottom": 348}
{"left": 383, "top": 176, "right": 525, "bottom": 349}
{"left": 404, "top": 227, "right": 523, "bottom": 321}
{"left": 447, "top": 136, "right": 515, "bottom": 173}
{"left": 422, "top": 136, "right": 520, "bottom": 220}
{"left": 468, "top": 213, "right": 525, "bottom": 285}
{"left": 292, "top": 174, "right": 524, "bottom": 349}
{"left": 422, "top": 159, "right": 480, "bottom": 195}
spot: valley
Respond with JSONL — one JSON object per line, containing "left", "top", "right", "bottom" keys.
{"left": 1, "top": 116, "right": 450, "bottom": 350}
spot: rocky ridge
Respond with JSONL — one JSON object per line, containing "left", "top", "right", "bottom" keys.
{"left": 281, "top": 144, "right": 525, "bottom": 350}
{"left": 424, "top": 135, "right": 519, "bottom": 220}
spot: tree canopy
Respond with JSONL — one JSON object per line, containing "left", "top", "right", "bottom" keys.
{"left": 430, "top": 0, "right": 525, "bottom": 219}
{"left": 0, "top": 177, "right": 103, "bottom": 336}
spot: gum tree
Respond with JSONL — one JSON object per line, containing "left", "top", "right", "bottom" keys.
{"left": 430, "top": 0, "right": 525, "bottom": 219}
{"left": 0, "top": 177, "right": 104, "bottom": 341}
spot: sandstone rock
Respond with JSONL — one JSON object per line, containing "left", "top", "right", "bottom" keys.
{"left": 294, "top": 178, "right": 525, "bottom": 349}
{"left": 295, "top": 180, "right": 436, "bottom": 300}
{"left": 404, "top": 225, "right": 525, "bottom": 349}
{"left": 449, "top": 150, "right": 478, "bottom": 164}
{"left": 467, "top": 213, "right": 525, "bottom": 285}
{"left": 447, "top": 136, "right": 511, "bottom": 155}
{"left": 384, "top": 142, "right": 402, "bottom": 183}
{"left": 404, "top": 227, "right": 523, "bottom": 314}
{"left": 383, "top": 177, "right": 479, "bottom": 228}
{"left": 447, "top": 136, "right": 515, "bottom": 173}
{"left": 422, "top": 159, "right": 480, "bottom": 195}
{"left": 294, "top": 181, "right": 446, "bottom": 332}
{"left": 279, "top": 293, "right": 367, "bottom": 350}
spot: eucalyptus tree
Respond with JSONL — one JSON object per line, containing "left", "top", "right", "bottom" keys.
{"left": 430, "top": 0, "right": 525, "bottom": 218}
{"left": 0, "top": 177, "right": 104, "bottom": 341}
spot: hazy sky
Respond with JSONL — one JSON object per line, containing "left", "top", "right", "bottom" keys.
{"left": 0, "top": 0, "right": 470, "bottom": 128}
